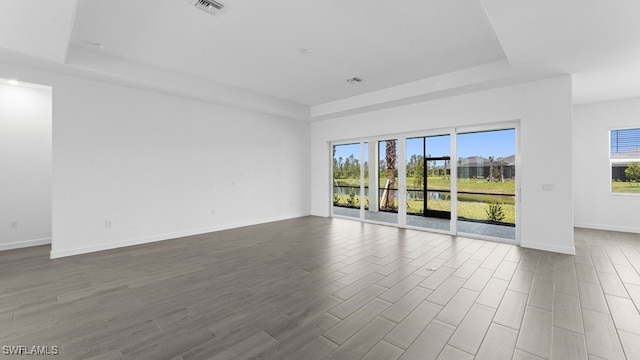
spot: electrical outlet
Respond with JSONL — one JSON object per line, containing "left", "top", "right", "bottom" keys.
{"left": 211, "top": 209, "right": 216, "bottom": 216}
{"left": 10, "top": 220, "right": 18, "bottom": 229}
{"left": 105, "top": 220, "right": 112, "bottom": 229}
{"left": 542, "top": 184, "right": 555, "bottom": 192}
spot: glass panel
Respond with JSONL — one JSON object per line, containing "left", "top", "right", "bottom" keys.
{"left": 456, "top": 129, "right": 516, "bottom": 240}
{"left": 332, "top": 143, "right": 361, "bottom": 218}
{"left": 406, "top": 137, "right": 425, "bottom": 217}
{"left": 406, "top": 135, "right": 451, "bottom": 231}
{"left": 610, "top": 128, "right": 640, "bottom": 193}
{"left": 363, "top": 142, "right": 370, "bottom": 211}
{"left": 365, "top": 139, "right": 398, "bottom": 224}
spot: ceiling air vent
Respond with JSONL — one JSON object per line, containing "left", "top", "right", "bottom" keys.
{"left": 192, "top": 0, "right": 225, "bottom": 16}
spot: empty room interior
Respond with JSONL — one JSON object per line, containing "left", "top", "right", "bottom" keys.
{"left": 2, "top": 1, "right": 640, "bottom": 359}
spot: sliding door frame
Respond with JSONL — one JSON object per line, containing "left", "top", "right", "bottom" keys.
{"left": 330, "top": 140, "right": 366, "bottom": 220}
{"left": 329, "top": 120, "right": 520, "bottom": 246}
{"left": 454, "top": 122, "right": 521, "bottom": 245}
{"left": 403, "top": 128, "right": 457, "bottom": 235}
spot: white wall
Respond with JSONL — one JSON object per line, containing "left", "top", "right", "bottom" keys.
{"left": 51, "top": 76, "right": 310, "bottom": 258}
{"left": 574, "top": 98, "right": 640, "bottom": 233}
{"left": 0, "top": 82, "right": 52, "bottom": 250}
{"left": 311, "top": 76, "right": 575, "bottom": 254}
{"left": 0, "top": 61, "right": 310, "bottom": 258}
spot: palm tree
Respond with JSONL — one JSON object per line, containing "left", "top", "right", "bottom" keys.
{"left": 499, "top": 157, "right": 505, "bottom": 182}
{"left": 443, "top": 157, "right": 449, "bottom": 179}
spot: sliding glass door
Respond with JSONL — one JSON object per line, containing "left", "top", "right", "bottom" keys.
{"left": 331, "top": 124, "right": 518, "bottom": 243}
{"left": 365, "top": 139, "right": 399, "bottom": 225}
{"left": 332, "top": 143, "right": 361, "bottom": 219}
{"left": 456, "top": 128, "right": 516, "bottom": 240}
{"left": 405, "top": 135, "right": 451, "bottom": 232}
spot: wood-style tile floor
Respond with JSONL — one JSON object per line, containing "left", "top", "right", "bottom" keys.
{"left": 1, "top": 217, "right": 640, "bottom": 359}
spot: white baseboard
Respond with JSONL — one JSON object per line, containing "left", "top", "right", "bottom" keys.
{"left": 574, "top": 222, "right": 640, "bottom": 234}
{"left": 50, "top": 213, "right": 310, "bottom": 259}
{"left": 520, "top": 240, "right": 576, "bottom": 255}
{"left": 0, "top": 237, "right": 51, "bottom": 252}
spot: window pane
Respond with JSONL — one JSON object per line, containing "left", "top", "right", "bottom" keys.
{"left": 378, "top": 140, "right": 398, "bottom": 212}
{"left": 405, "top": 135, "right": 451, "bottom": 232}
{"left": 457, "top": 129, "right": 516, "bottom": 240}
{"left": 610, "top": 128, "right": 640, "bottom": 193}
{"left": 333, "top": 143, "right": 361, "bottom": 217}
{"left": 363, "top": 142, "right": 369, "bottom": 210}
{"left": 611, "top": 128, "right": 640, "bottom": 158}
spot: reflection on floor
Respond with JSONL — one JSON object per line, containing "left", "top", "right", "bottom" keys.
{"left": 333, "top": 206, "right": 516, "bottom": 240}
{"left": 366, "top": 210, "right": 399, "bottom": 225}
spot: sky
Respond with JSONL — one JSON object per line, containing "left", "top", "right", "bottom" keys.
{"left": 334, "top": 129, "right": 515, "bottom": 162}
{"left": 610, "top": 128, "right": 640, "bottom": 155}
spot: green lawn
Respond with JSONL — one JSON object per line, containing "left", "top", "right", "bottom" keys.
{"left": 412, "top": 176, "right": 515, "bottom": 194}
{"left": 612, "top": 181, "right": 640, "bottom": 193}
{"left": 333, "top": 195, "right": 515, "bottom": 224}
{"left": 335, "top": 176, "right": 515, "bottom": 194}
{"left": 333, "top": 176, "right": 516, "bottom": 224}
{"left": 334, "top": 178, "right": 363, "bottom": 187}
{"left": 407, "top": 198, "right": 515, "bottom": 224}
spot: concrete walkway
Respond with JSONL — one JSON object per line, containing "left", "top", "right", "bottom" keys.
{"left": 332, "top": 206, "right": 515, "bottom": 240}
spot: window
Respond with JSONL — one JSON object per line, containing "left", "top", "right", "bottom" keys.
{"left": 610, "top": 128, "right": 640, "bottom": 193}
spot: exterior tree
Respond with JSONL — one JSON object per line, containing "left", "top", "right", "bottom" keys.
{"left": 345, "top": 154, "right": 359, "bottom": 178}
{"left": 625, "top": 162, "right": 640, "bottom": 186}
{"left": 334, "top": 156, "right": 344, "bottom": 179}
{"left": 408, "top": 154, "right": 424, "bottom": 190}
{"left": 499, "top": 157, "right": 505, "bottom": 182}
{"left": 488, "top": 156, "right": 495, "bottom": 182}
{"left": 344, "top": 156, "right": 351, "bottom": 177}
{"left": 363, "top": 160, "right": 369, "bottom": 183}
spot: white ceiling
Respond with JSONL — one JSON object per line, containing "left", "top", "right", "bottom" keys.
{"left": 0, "top": 0, "right": 77, "bottom": 63}
{"left": 481, "top": 0, "right": 640, "bottom": 104}
{"left": 1, "top": 0, "right": 640, "bottom": 119}
{"left": 70, "top": 0, "right": 506, "bottom": 106}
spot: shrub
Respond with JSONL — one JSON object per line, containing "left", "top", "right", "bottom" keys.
{"left": 486, "top": 202, "right": 505, "bottom": 222}
{"left": 347, "top": 193, "right": 358, "bottom": 207}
